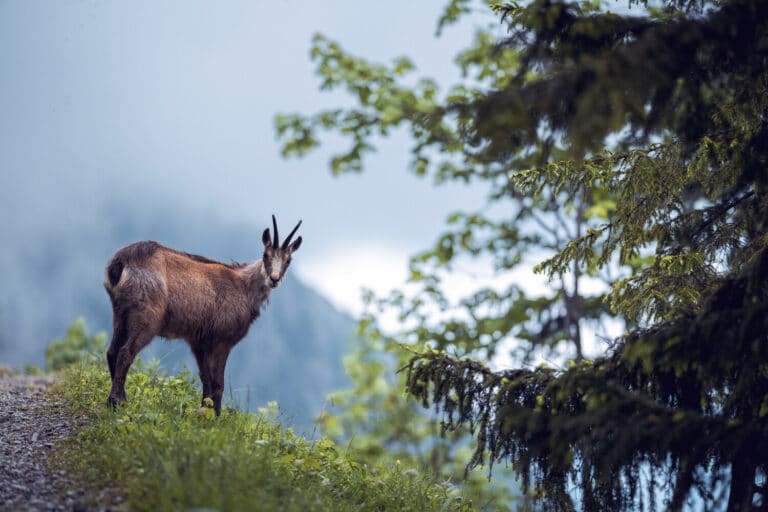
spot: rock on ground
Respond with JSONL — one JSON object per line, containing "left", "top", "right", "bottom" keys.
{"left": 0, "top": 369, "right": 91, "bottom": 512}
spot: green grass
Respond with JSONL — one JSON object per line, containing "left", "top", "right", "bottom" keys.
{"left": 52, "top": 356, "right": 473, "bottom": 511}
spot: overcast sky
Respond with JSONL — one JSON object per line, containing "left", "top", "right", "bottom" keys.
{"left": 0, "top": 0, "right": 505, "bottom": 315}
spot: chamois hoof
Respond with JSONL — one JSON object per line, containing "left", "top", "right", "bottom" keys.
{"left": 106, "top": 395, "right": 126, "bottom": 410}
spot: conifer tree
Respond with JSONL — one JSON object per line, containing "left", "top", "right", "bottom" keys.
{"left": 279, "top": 0, "right": 768, "bottom": 509}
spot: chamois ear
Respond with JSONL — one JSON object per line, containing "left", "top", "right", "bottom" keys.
{"left": 262, "top": 228, "right": 272, "bottom": 247}
{"left": 290, "top": 236, "right": 302, "bottom": 252}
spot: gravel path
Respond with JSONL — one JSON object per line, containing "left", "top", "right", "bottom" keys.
{"left": 0, "top": 369, "right": 89, "bottom": 512}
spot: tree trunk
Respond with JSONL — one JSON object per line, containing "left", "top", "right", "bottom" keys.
{"left": 727, "top": 455, "right": 756, "bottom": 512}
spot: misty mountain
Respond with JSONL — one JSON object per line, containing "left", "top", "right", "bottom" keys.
{"left": 0, "top": 199, "right": 355, "bottom": 428}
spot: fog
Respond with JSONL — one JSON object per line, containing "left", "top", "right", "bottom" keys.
{"left": 1, "top": 1, "right": 495, "bottom": 323}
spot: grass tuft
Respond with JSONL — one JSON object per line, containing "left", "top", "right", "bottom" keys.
{"left": 52, "top": 356, "right": 472, "bottom": 511}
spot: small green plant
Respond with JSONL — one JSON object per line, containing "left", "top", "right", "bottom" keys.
{"left": 24, "top": 364, "right": 44, "bottom": 376}
{"left": 52, "top": 357, "right": 474, "bottom": 511}
{"left": 45, "top": 317, "right": 106, "bottom": 371}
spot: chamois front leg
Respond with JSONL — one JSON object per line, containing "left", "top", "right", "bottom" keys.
{"left": 191, "top": 345, "right": 212, "bottom": 408}
{"left": 207, "top": 345, "right": 233, "bottom": 416}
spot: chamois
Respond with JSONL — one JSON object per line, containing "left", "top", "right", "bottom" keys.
{"left": 103, "top": 215, "right": 302, "bottom": 415}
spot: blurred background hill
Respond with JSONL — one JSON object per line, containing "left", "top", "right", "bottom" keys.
{"left": 0, "top": 0, "right": 487, "bottom": 427}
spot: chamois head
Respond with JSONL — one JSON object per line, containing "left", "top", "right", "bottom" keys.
{"left": 261, "top": 215, "right": 302, "bottom": 288}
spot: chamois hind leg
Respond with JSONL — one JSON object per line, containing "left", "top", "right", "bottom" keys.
{"left": 106, "top": 316, "right": 126, "bottom": 381}
{"left": 191, "top": 345, "right": 212, "bottom": 408}
{"left": 107, "top": 312, "right": 160, "bottom": 408}
{"left": 207, "top": 344, "right": 233, "bottom": 416}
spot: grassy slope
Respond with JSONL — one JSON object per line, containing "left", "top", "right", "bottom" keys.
{"left": 53, "top": 357, "right": 472, "bottom": 512}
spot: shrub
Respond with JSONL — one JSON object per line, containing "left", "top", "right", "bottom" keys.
{"left": 45, "top": 318, "right": 106, "bottom": 371}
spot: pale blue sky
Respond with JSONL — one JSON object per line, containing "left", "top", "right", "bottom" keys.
{"left": 0, "top": 0, "right": 500, "bottom": 313}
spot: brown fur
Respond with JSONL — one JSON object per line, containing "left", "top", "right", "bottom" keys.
{"left": 104, "top": 217, "right": 302, "bottom": 415}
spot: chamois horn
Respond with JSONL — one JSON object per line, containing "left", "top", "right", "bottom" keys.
{"left": 272, "top": 214, "right": 279, "bottom": 247}
{"left": 282, "top": 220, "right": 303, "bottom": 250}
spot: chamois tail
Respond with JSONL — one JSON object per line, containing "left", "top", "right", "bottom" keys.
{"left": 104, "top": 240, "right": 161, "bottom": 291}
{"left": 106, "top": 259, "right": 124, "bottom": 289}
